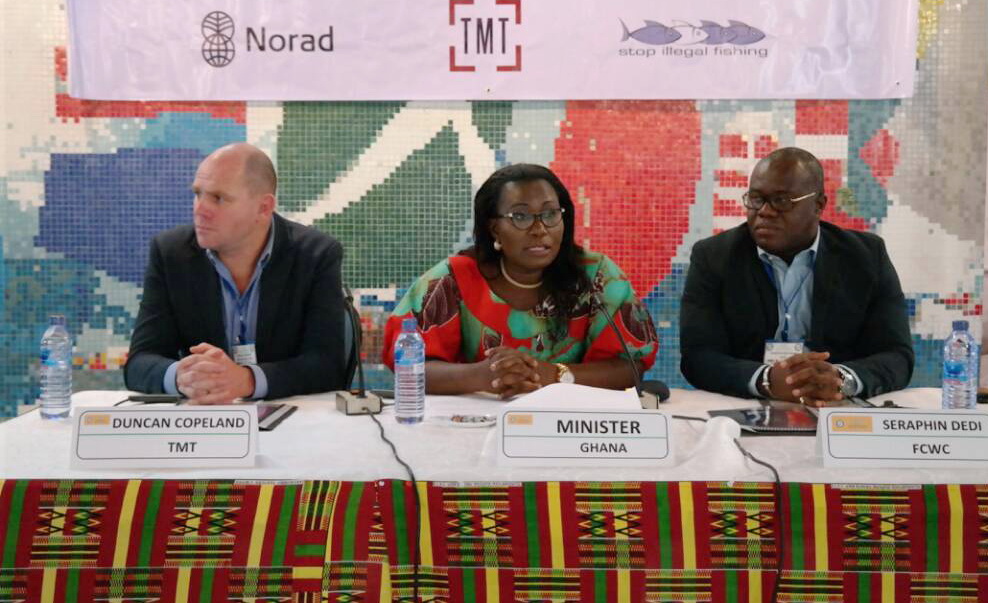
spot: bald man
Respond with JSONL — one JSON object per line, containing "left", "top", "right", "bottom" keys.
{"left": 680, "top": 147, "right": 914, "bottom": 404}
{"left": 125, "top": 143, "right": 347, "bottom": 403}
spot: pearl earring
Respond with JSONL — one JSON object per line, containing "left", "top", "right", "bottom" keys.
{"left": 493, "top": 240, "right": 502, "bottom": 251}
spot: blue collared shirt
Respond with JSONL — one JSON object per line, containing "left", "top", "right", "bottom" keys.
{"left": 747, "top": 228, "right": 862, "bottom": 396}
{"left": 164, "top": 226, "right": 275, "bottom": 399}
{"left": 759, "top": 228, "right": 820, "bottom": 343}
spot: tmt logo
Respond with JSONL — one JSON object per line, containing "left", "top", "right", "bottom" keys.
{"left": 449, "top": 0, "right": 522, "bottom": 72}
{"left": 202, "top": 11, "right": 236, "bottom": 67}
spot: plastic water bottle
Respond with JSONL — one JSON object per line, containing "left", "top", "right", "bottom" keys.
{"left": 394, "top": 317, "right": 425, "bottom": 424}
{"left": 942, "top": 320, "right": 979, "bottom": 409}
{"left": 39, "top": 315, "right": 73, "bottom": 419}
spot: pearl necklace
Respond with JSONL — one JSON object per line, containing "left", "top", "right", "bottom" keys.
{"left": 500, "top": 258, "right": 543, "bottom": 289}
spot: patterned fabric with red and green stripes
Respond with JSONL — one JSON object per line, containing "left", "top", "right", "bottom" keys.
{"left": 0, "top": 479, "right": 382, "bottom": 602}
{"left": 1, "top": 480, "right": 985, "bottom": 601}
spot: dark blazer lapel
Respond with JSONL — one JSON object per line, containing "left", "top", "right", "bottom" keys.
{"left": 186, "top": 237, "right": 228, "bottom": 351}
{"left": 256, "top": 214, "right": 294, "bottom": 356}
{"left": 750, "top": 254, "right": 778, "bottom": 333}
{"left": 738, "top": 227, "right": 778, "bottom": 335}
{"left": 810, "top": 223, "right": 839, "bottom": 345}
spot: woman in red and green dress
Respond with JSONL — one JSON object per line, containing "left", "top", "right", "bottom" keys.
{"left": 383, "top": 164, "right": 658, "bottom": 399}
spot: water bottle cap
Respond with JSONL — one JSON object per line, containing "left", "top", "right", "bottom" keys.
{"left": 952, "top": 320, "right": 969, "bottom": 332}
{"left": 49, "top": 314, "right": 66, "bottom": 326}
{"left": 401, "top": 317, "right": 418, "bottom": 333}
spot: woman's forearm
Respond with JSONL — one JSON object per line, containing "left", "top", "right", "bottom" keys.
{"left": 424, "top": 360, "right": 489, "bottom": 394}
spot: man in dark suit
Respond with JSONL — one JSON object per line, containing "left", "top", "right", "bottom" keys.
{"left": 125, "top": 143, "right": 347, "bottom": 403}
{"left": 680, "top": 147, "right": 913, "bottom": 404}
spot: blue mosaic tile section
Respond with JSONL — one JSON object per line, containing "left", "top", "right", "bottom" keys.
{"left": 139, "top": 112, "right": 246, "bottom": 155}
{"left": 1, "top": 259, "right": 101, "bottom": 411}
{"left": 642, "top": 262, "right": 689, "bottom": 389}
{"left": 39, "top": 149, "right": 200, "bottom": 284}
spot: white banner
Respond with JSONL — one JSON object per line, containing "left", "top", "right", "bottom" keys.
{"left": 66, "top": 0, "right": 918, "bottom": 101}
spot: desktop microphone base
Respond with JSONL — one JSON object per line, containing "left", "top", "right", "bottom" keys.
{"left": 336, "top": 390, "right": 382, "bottom": 415}
{"left": 639, "top": 392, "right": 660, "bottom": 410}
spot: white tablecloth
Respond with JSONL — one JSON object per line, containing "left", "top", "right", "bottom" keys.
{"left": 3, "top": 387, "right": 985, "bottom": 484}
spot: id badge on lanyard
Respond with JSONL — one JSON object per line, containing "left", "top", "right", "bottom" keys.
{"left": 232, "top": 343, "right": 257, "bottom": 365}
{"left": 763, "top": 340, "right": 805, "bottom": 365}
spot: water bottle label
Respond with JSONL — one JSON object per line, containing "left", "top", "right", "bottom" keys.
{"left": 944, "top": 360, "right": 967, "bottom": 379}
{"left": 394, "top": 349, "right": 424, "bottom": 367}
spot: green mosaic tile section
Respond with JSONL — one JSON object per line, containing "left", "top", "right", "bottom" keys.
{"left": 278, "top": 102, "right": 405, "bottom": 212}
{"left": 471, "top": 101, "right": 515, "bottom": 150}
{"left": 314, "top": 125, "right": 473, "bottom": 289}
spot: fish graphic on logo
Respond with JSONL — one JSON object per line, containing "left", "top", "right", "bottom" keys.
{"left": 671, "top": 22, "right": 707, "bottom": 44}
{"left": 698, "top": 20, "right": 766, "bottom": 45}
{"left": 621, "top": 19, "right": 766, "bottom": 46}
{"left": 698, "top": 20, "right": 735, "bottom": 44}
{"left": 619, "top": 19, "right": 682, "bottom": 45}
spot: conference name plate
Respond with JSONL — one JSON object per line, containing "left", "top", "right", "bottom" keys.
{"left": 71, "top": 406, "right": 258, "bottom": 468}
{"left": 819, "top": 408, "right": 988, "bottom": 469}
{"left": 497, "top": 408, "right": 673, "bottom": 467}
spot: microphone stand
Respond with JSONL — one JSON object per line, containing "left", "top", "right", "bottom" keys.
{"left": 336, "top": 287, "right": 382, "bottom": 415}
{"left": 591, "top": 294, "right": 667, "bottom": 409}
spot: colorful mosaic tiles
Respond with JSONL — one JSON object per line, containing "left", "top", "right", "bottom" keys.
{"left": 0, "top": 1, "right": 985, "bottom": 414}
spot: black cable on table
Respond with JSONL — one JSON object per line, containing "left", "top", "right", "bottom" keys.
{"left": 366, "top": 410, "right": 420, "bottom": 602}
{"left": 733, "top": 438, "right": 784, "bottom": 603}
{"left": 670, "top": 414, "right": 708, "bottom": 423}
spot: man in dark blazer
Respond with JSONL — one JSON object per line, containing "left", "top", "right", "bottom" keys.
{"left": 680, "top": 147, "right": 914, "bottom": 403}
{"left": 125, "top": 143, "right": 347, "bottom": 403}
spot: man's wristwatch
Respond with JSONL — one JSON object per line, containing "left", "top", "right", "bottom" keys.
{"left": 759, "top": 365, "right": 773, "bottom": 398}
{"left": 556, "top": 363, "right": 575, "bottom": 384}
{"left": 836, "top": 366, "right": 858, "bottom": 397}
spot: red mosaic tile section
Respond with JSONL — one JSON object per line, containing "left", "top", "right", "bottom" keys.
{"left": 795, "top": 100, "right": 849, "bottom": 135}
{"left": 819, "top": 159, "right": 869, "bottom": 231}
{"left": 551, "top": 100, "right": 702, "bottom": 296}
{"left": 859, "top": 129, "right": 900, "bottom": 186}
{"left": 719, "top": 134, "right": 748, "bottom": 158}
{"left": 940, "top": 293, "right": 982, "bottom": 315}
{"left": 713, "top": 194, "right": 745, "bottom": 217}
{"left": 55, "top": 46, "right": 68, "bottom": 81}
{"left": 754, "top": 135, "right": 778, "bottom": 159}
{"left": 715, "top": 170, "right": 749, "bottom": 188}
{"left": 54, "top": 47, "right": 247, "bottom": 124}
{"left": 55, "top": 95, "right": 248, "bottom": 124}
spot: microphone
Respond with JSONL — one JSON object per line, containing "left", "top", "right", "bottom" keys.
{"left": 590, "top": 294, "right": 669, "bottom": 408}
{"left": 335, "top": 286, "right": 382, "bottom": 415}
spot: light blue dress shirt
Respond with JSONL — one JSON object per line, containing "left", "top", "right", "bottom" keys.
{"left": 164, "top": 226, "right": 275, "bottom": 399}
{"left": 760, "top": 229, "right": 819, "bottom": 343}
{"left": 747, "top": 228, "right": 861, "bottom": 396}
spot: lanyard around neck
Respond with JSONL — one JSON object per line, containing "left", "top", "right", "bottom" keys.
{"left": 761, "top": 255, "right": 815, "bottom": 342}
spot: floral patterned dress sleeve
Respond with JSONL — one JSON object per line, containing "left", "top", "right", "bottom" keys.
{"left": 582, "top": 253, "right": 659, "bottom": 370}
{"left": 382, "top": 259, "right": 465, "bottom": 369}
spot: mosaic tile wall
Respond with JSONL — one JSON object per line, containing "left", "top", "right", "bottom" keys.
{"left": 1, "top": 1, "right": 985, "bottom": 415}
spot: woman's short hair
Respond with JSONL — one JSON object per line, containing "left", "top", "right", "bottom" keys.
{"left": 471, "top": 163, "right": 591, "bottom": 318}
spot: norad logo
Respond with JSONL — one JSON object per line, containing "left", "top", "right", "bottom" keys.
{"left": 201, "top": 10, "right": 335, "bottom": 67}
{"left": 244, "top": 22, "right": 334, "bottom": 53}
{"left": 202, "top": 11, "right": 236, "bottom": 67}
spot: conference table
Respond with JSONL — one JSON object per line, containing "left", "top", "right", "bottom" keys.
{"left": 1, "top": 388, "right": 985, "bottom": 602}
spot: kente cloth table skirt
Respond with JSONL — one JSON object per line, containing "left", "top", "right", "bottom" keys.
{"left": 1, "top": 479, "right": 986, "bottom": 602}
